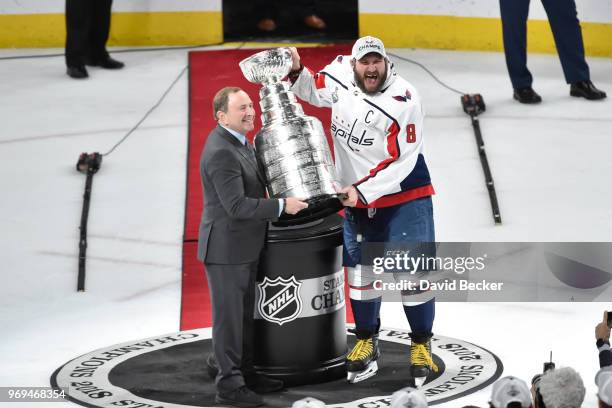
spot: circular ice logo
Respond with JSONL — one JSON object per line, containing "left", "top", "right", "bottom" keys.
{"left": 51, "top": 327, "right": 502, "bottom": 407}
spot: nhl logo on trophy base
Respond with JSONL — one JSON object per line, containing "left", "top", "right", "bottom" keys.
{"left": 257, "top": 276, "right": 303, "bottom": 326}
{"left": 239, "top": 48, "right": 342, "bottom": 226}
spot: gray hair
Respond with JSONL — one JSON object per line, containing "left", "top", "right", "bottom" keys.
{"left": 539, "top": 367, "right": 585, "bottom": 408}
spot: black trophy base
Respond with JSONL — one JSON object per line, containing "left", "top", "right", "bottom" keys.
{"left": 254, "top": 355, "right": 347, "bottom": 387}
{"left": 273, "top": 195, "right": 343, "bottom": 227}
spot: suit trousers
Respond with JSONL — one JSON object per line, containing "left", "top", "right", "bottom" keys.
{"left": 205, "top": 261, "right": 258, "bottom": 392}
{"left": 499, "top": 0, "right": 590, "bottom": 89}
{"left": 65, "top": 0, "right": 113, "bottom": 67}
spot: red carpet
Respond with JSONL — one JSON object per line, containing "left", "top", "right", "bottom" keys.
{"left": 182, "top": 45, "right": 352, "bottom": 330}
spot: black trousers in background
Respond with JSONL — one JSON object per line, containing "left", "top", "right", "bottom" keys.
{"left": 253, "top": 0, "right": 317, "bottom": 21}
{"left": 65, "top": 0, "right": 113, "bottom": 67}
{"left": 205, "top": 262, "right": 258, "bottom": 392}
{"left": 499, "top": 0, "right": 590, "bottom": 89}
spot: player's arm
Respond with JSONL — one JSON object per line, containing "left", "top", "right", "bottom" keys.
{"left": 353, "top": 101, "right": 428, "bottom": 206}
{"left": 287, "top": 47, "right": 335, "bottom": 108}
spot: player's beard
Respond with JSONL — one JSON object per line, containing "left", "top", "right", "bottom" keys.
{"left": 354, "top": 63, "right": 388, "bottom": 95}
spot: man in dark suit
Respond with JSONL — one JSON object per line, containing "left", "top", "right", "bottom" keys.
{"left": 65, "top": 0, "right": 125, "bottom": 79}
{"left": 197, "top": 87, "right": 307, "bottom": 407}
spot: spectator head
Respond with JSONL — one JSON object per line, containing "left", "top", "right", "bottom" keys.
{"left": 291, "top": 397, "right": 326, "bottom": 408}
{"left": 596, "top": 367, "right": 612, "bottom": 408}
{"left": 390, "top": 387, "right": 428, "bottom": 408}
{"left": 537, "top": 367, "right": 585, "bottom": 408}
{"left": 489, "top": 376, "right": 532, "bottom": 408}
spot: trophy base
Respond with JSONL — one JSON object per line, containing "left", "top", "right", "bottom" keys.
{"left": 273, "top": 194, "right": 343, "bottom": 227}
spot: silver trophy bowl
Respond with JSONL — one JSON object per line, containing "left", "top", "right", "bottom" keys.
{"left": 239, "top": 48, "right": 342, "bottom": 225}
{"left": 240, "top": 47, "right": 293, "bottom": 84}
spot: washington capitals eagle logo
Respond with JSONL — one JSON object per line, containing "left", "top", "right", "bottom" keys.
{"left": 393, "top": 89, "right": 412, "bottom": 102}
{"left": 257, "top": 276, "right": 302, "bottom": 325}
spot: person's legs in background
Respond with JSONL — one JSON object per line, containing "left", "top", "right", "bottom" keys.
{"left": 65, "top": 0, "right": 92, "bottom": 78}
{"left": 86, "top": 0, "right": 124, "bottom": 69}
{"left": 254, "top": 0, "right": 278, "bottom": 32}
{"left": 499, "top": 0, "right": 542, "bottom": 103}
{"left": 541, "top": 0, "right": 606, "bottom": 100}
{"left": 300, "top": 0, "right": 326, "bottom": 30}
{"left": 88, "top": 0, "right": 111, "bottom": 62}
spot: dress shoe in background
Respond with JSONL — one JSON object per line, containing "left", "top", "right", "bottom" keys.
{"left": 304, "top": 14, "right": 326, "bottom": 30}
{"left": 513, "top": 87, "right": 542, "bottom": 104}
{"left": 257, "top": 18, "right": 277, "bottom": 32}
{"left": 86, "top": 56, "right": 125, "bottom": 69}
{"left": 570, "top": 80, "right": 607, "bottom": 100}
{"left": 67, "top": 65, "right": 89, "bottom": 79}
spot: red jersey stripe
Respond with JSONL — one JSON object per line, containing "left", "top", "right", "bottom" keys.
{"left": 354, "top": 121, "right": 401, "bottom": 188}
{"left": 315, "top": 72, "right": 326, "bottom": 89}
{"left": 355, "top": 184, "right": 435, "bottom": 208}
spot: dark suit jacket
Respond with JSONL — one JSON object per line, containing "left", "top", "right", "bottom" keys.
{"left": 197, "top": 125, "right": 280, "bottom": 264}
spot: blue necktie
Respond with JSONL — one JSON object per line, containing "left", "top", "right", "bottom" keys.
{"left": 245, "top": 141, "right": 256, "bottom": 162}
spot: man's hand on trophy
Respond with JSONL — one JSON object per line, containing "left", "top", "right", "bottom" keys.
{"left": 284, "top": 197, "right": 309, "bottom": 215}
{"left": 288, "top": 47, "right": 302, "bottom": 71}
{"left": 338, "top": 186, "right": 358, "bottom": 207}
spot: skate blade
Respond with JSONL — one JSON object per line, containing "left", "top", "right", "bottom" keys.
{"left": 347, "top": 361, "right": 378, "bottom": 383}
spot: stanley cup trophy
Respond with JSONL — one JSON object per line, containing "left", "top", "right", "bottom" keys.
{"left": 239, "top": 48, "right": 342, "bottom": 225}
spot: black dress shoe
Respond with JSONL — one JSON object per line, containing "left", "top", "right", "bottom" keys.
{"left": 86, "top": 57, "right": 125, "bottom": 69}
{"left": 513, "top": 87, "right": 542, "bottom": 104}
{"left": 245, "top": 373, "right": 284, "bottom": 393}
{"left": 205, "top": 354, "right": 282, "bottom": 393}
{"left": 570, "top": 80, "right": 607, "bottom": 100}
{"left": 66, "top": 65, "right": 88, "bottom": 79}
{"left": 215, "top": 386, "right": 264, "bottom": 408}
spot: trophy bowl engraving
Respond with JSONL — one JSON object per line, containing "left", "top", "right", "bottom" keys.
{"left": 239, "top": 48, "right": 293, "bottom": 85}
{"left": 239, "top": 48, "right": 342, "bottom": 225}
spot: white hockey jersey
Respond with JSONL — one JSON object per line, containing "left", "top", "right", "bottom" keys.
{"left": 291, "top": 55, "right": 434, "bottom": 208}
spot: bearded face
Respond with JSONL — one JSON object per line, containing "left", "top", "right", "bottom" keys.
{"left": 352, "top": 52, "right": 388, "bottom": 95}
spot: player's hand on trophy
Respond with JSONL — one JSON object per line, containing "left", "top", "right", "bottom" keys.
{"left": 595, "top": 311, "right": 611, "bottom": 341}
{"left": 288, "top": 47, "right": 302, "bottom": 71}
{"left": 339, "top": 186, "right": 358, "bottom": 207}
{"left": 284, "top": 197, "right": 309, "bottom": 214}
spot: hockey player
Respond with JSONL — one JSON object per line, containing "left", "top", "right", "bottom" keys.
{"left": 287, "top": 37, "right": 437, "bottom": 385}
